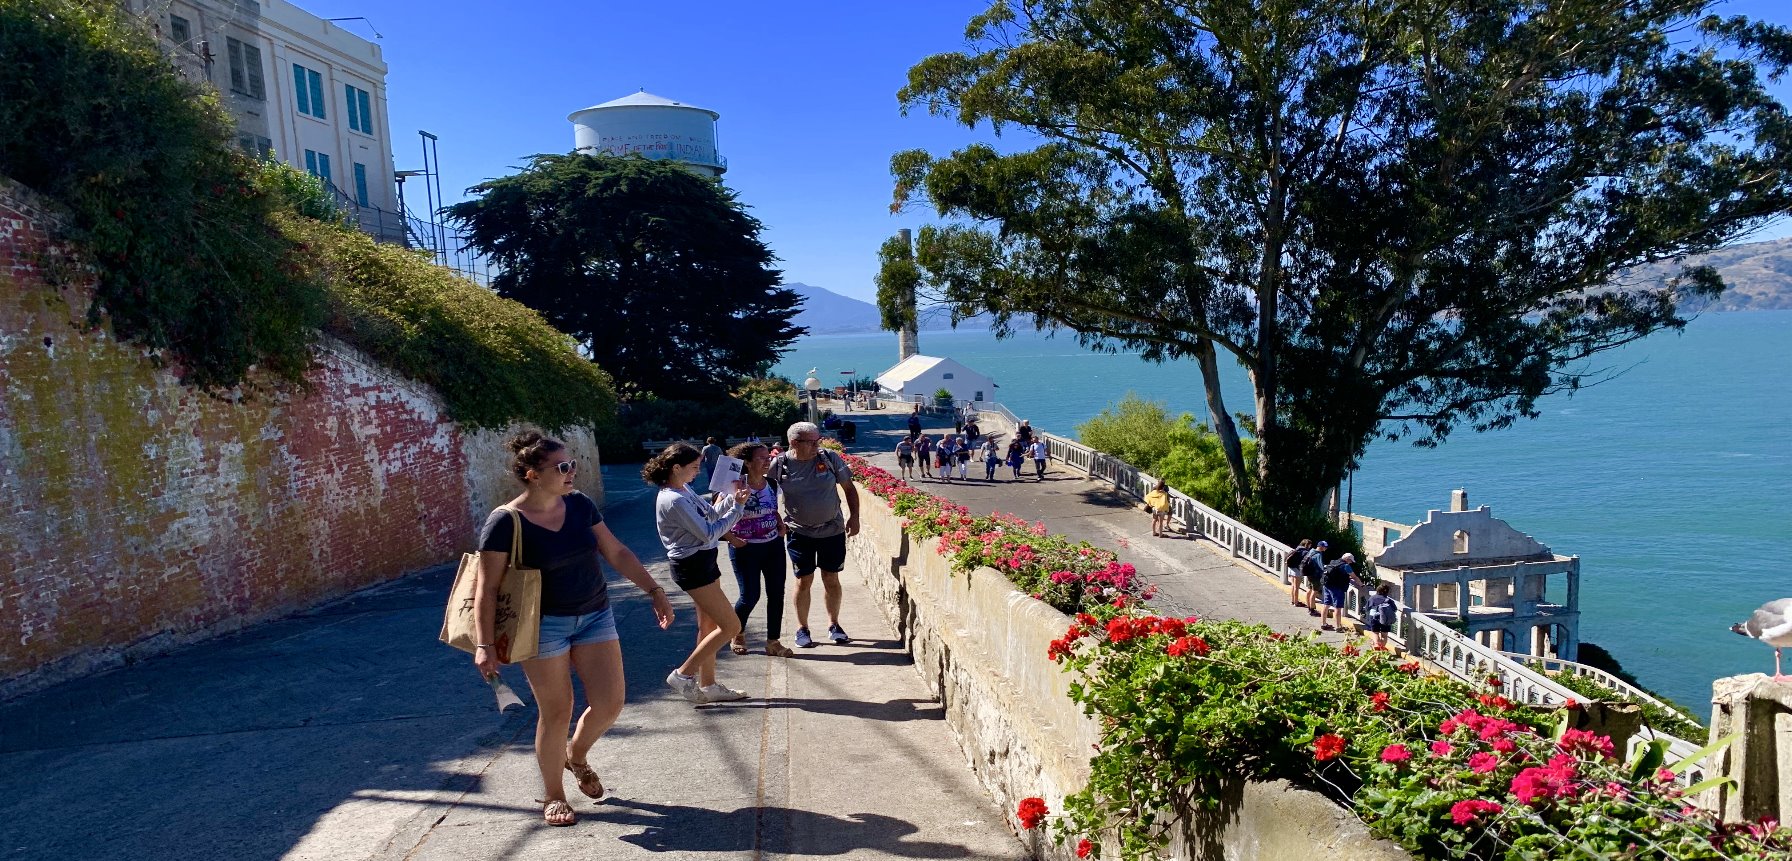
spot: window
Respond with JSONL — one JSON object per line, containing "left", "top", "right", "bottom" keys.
{"left": 1382, "top": 527, "right": 1403, "bottom": 546}
{"left": 942, "top": 372, "right": 954, "bottom": 379}
{"left": 238, "top": 135, "right": 272, "bottom": 159}
{"left": 1453, "top": 530, "right": 1470, "bottom": 554}
{"left": 345, "top": 84, "right": 374, "bottom": 135}
{"left": 303, "top": 149, "right": 332, "bottom": 184}
{"left": 226, "top": 38, "right": 265, "bottom": 99}
{"left": 353, "top": 163, "right": 369, "bottom": 207}
{"left": 292, "top": 63, "right": 325, "bottom": 119}
{"left": 169, "top": 15, "right": 191, "bottom": 47}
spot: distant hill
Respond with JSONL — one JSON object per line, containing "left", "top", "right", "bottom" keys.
{"left": 787, "top": 282, "right": 992, "bottom": 335}
{"left": 1641, "top": 236, "right": 1792, "bottom": 311}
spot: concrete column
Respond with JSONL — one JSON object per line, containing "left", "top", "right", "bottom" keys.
{"left": 1706, "top": 675, "right": 1792, "bottom": 824}
{"left": 1457, "top": 571, "right": 1471, "bottom": 620}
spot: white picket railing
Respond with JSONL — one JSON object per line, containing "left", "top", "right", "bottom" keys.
{"left": 1497, "top": 651, "right": 1676, "bottom": 712}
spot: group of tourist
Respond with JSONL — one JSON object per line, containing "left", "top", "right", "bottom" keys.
{"left": 467, "top": 422, "right": 860, "bottom": 826}
{"left": 1286, "top": 539, "right": 1395, "bottom": 647}
{"left": 895, "top": 407, "right": 1049, "bottom": 483}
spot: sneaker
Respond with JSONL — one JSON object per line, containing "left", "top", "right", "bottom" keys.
{"left": 828, "top": 624, "right": 850, "bottom": 644}
{"left": 665, "top": 670, "right": 702, "bottom": 703}
{"left": 794, "top": 627, "right": 815, "bottom": 648}
{"left": 698, "top": 683, "right": 749, "bottom": 703}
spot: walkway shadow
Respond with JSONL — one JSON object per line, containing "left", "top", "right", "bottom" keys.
{"left": 598, "top": 797, "right": 976, "bottom": 857}
{"left": 700, "top": 696, "right": 944, "bottom": 722}
{"left": 1074, "top": 487, "right": 1139, "bottom": 510}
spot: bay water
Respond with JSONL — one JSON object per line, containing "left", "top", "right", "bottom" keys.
{"left": 775, "top": 311, "right": 1792, "bottom": 709}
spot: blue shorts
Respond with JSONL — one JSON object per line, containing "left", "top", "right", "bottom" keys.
{"left": 534, "top": 607, "right": 618, "bottom": 659}
{"left": 1323, "top": 586, "right": 1348, "bottom": 608}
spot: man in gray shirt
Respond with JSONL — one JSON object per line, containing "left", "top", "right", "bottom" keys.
{"left": 773, "top": 421, "right": 861, "bottom": 647}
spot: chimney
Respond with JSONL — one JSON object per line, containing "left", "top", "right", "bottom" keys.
{"left": 1450, "top": 488, "right": 1469, "bottom": 512}
{"left": 896, "top": 229, "right": 919, "bottom": 362}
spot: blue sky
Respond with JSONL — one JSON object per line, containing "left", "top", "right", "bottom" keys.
{"left": 298, "top": 0, "right": 1792, "bottom": 303}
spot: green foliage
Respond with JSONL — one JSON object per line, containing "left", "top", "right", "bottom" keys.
{"left": 874, "top": 232, "right": 920, "bottom": 332}
{"left": 282, "top": 217, "right": 617, "bottom": 432}
{"left": 447, "top": 153, "right": 803, "bottom": 400}
{"left": 932, "top": 387, "right": 954, "bottom": 401}
{"left": 1053, "top": 618, "right": 1786, "bottom": 860}
{"left": 893, "top": 0, "right": 1792, "bottom": 533}
{"left": 1545, "top": 668, "right": 1707, "bottom": 744}
{"left": 1076, "top": 393, "right": 1250, "bottom": 515}
{"left": 595, "top": 378, "right": 800, "bottom": 460}
{"left": 255, "top": 159, "right": 348, "bottom": 227}
{"left": 0, "top": 0, "right": 327, "bottom": 391}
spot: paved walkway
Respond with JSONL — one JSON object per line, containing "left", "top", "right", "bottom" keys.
{"left": 838, "top": 408, "right": 1356, "bottom": 645}
{"left": 0, "top": 466, "right": 1027, "bottom": 861}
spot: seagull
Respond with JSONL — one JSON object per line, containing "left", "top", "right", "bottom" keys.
{"left": 1731, "top": 599, "right": 1792, "bottom": 681}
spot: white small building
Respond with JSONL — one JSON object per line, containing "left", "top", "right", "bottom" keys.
{"left": 569, "top": 91, "right": 727, "bottom": 178}
{"left": 875, "top": 355, "right": 995, "bottom": 405}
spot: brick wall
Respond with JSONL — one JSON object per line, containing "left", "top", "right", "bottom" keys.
{"left": 0, "top": 177, "right": 603, "bottom": 699}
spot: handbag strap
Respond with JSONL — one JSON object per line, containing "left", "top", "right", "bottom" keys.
{"left": 502, "top": 506, "right": 525, "bottom": 568}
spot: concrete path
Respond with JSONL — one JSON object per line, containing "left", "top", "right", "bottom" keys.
{"left": 0, "top": 465, "right": 1027, "bottom": 861}
{"left": 837, "top": 408, "right": 1355, "bottom": 645}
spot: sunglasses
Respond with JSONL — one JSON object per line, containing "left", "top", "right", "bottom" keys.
{"left": 549, "top": 459, "right": 577, "bottom": 475}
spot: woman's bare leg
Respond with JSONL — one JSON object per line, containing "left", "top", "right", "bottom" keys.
{"left": 676, "top": 581, "right": 741, "bottom": 686}
{"left": 519, "top": 653, "right": 574, "bottom": 818}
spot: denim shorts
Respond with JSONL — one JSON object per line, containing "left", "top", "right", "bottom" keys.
{"left": 534, "top": 607, "right": 618, "bottom": 659}
{"left": 1322, "top": 586, "right": 1348, "bottom": 608}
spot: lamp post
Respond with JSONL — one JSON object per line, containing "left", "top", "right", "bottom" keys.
{"left": 804, "top": 369, "right": 822, "bottom": 425}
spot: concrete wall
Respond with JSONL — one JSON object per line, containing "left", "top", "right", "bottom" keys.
{"left": 0, "top": 177, "right": 601, "bottom": 699}
{"left": 846, "top": 492, "right": 1410, "bottom": 860}
{"left": 1376, "top": 506, "right": 1549, "bottom": 568}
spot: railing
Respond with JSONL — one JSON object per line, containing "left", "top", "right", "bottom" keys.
{"left": 1497, "top": 651, "right": 1675, "bottom": 712}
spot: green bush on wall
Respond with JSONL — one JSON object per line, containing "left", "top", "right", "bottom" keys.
{"left": 0, "top": 0, "right": 327, "bottom": 391}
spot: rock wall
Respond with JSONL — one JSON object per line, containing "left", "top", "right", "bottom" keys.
{"left": 847, "top": 493, "right": 1410, "bottom": 860}
{"left": 0, "top": 177, "right": 602, "bottom": 698}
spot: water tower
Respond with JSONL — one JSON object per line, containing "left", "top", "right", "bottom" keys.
{"left": 568, "top": 90, "right": 726, "bottom": 177}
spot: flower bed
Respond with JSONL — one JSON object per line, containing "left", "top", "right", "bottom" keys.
{"left": 844, "top": 451, "right": 1789, "bottom": 860}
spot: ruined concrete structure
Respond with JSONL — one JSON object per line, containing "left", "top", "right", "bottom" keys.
{"left": 1345, "top": 489, "right": 1581, "bottom": 659}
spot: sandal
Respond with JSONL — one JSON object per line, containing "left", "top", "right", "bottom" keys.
{"left": 564, "top": 752, "right": 604, "bottom": 799}
{"left": 539, "top": 798, "right": 576, "bottom": 827}
{"left": 731, "top": 635, "right": 749, "bottom": 656}
{"left": 765, "top": 641, "right": 795, "bottom": 658}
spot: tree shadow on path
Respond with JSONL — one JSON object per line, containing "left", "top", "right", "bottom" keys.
{"left": 597, "top": 796, "right": 978, "bottom": 856}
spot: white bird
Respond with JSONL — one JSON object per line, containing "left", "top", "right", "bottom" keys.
{"left": 1731, "top": 599, "right": 1792, "bottom": 681}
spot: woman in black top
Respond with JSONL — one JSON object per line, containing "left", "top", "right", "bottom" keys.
{"left": 473, "top": 431, "right": 674, "bottom": 828}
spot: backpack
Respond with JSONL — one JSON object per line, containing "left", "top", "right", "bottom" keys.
{"left": 1286, "top": 547, "right": 1309, "bottom": 571}
{"left": 1373, "top": 597, "right": 1397, "bottom": 625}
{"left": 1301, "top": 551, "right": 1325, "bottom": 577}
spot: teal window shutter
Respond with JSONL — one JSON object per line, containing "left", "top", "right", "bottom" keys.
{"left": 357, "top": 89, "right": 373, "bottom": 135}
{"left": 344, "top": 84, "right": 358, "bottom": 131}
{"left": 353, "top": 163, "right": 369, "bottom": 207}
{"left": 308, "top": 69, "right": 325, "bottom": 119}
{"left": 303, "top": 149, "right": 317, "bottom": 175}
{"left": 293, "top": 64, "right": 309, "bottom": 115}
{"left": 317, "top": 153, "right": 331, "bottom": 183}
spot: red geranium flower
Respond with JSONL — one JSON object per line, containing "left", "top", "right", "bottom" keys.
{"left": 1016, "top": 796, "right": 1049, "bottom": 830}
{"left": 1313, "top": 733, "right": 1347, "bottom": 761}
{"left": 1370, "top": 691, "right": 1390, "bottom": 712}
{"left": 1381, "top": 743, "right": 1412, "bottom": 764}
{"left": 1166, "top": 635, "right": 1210, "bottom": 657}
{"left": 1450, "top": 798, "right": 1503, "bottom": 826}
{"left": 1075, "top": 838, "right": 1093, "bottom": 858}
{"left": 1430, "top": 740, "right": 1454, "bottom": 757}
{"left": 1559, "top": 728, "right": 1617, "bottom": 760}
{"left": 1397, "top": 660, "right": 1422, "bottom": 674}
{"left": 1468, "top": 752, "right": 1500, "bottom": 774}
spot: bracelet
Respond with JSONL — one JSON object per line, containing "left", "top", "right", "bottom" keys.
{"left": 476, "top": 644, "right": 493, "bottom": 650}
{"left": 648, "top": 586, "right": 666, "bottom": 596}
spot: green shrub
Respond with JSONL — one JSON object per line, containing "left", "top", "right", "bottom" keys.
{"left": 0, "top": 0, "right": 327, "bottom": 391}
{"left": 282, "top": 217, "right": 617, "bottom": 432}
{"left": 255, "top": 159, "right": 348, "bottom": 227}
{"left": 1077, "top": 393, "right": 1254, "bottom": 515}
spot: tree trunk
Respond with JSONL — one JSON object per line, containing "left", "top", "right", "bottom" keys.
{"left": 1194, "top": 338, "right": 1249, "bottom": 508}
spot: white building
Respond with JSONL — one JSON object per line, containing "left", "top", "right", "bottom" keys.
{"left": 136, "top": 0, "right": 402, "bottom": 243}
{"left": 875, "top": 355, "right": 996, "bottom": 405}
{"left": 1345, "top": 489, "right": 1582, "bottom": 659}
{"left": 569, "top": 91, "right": 728, "bottom": 178}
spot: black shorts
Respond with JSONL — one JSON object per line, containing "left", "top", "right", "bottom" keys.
{"left": 671, "top": 547, "right": 723, "bottom": 591}
{"left": 898, "top": 454, "right": 914, "bottom": 465}
{"left": 1369, "top": 621, "right": 1392, "bottom": 634}
{"left": 787, "top": 532, "right": 847, "bottom": 576}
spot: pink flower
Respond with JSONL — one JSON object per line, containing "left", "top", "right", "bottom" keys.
{"left": 1450, "top": 799, "right": 1503, "bottom": 826}
{"left": 1468, "top": 752, "right": 1500, "bottom": 774}
{"left": 1558, "top": 728, "right": 1617, "bottom": 760}
{"left": 1430, "top": 740, "right": 1455, "bottom": 757}
{"left": 1380, "top": 744, "right": 1413, "bottom": 764}
{"left": 1491, "top": 738, "right": 1517, "bottom": 754}
{"left": 1511, "top": 756, "right": 1579, "bottom": 805}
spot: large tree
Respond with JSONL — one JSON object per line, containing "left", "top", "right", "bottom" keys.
{"left": 890, "top": 0, "right": 1792, "bottom": 530}
{"left": 449, "top": 153, "right": 803, "bottom": 400}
